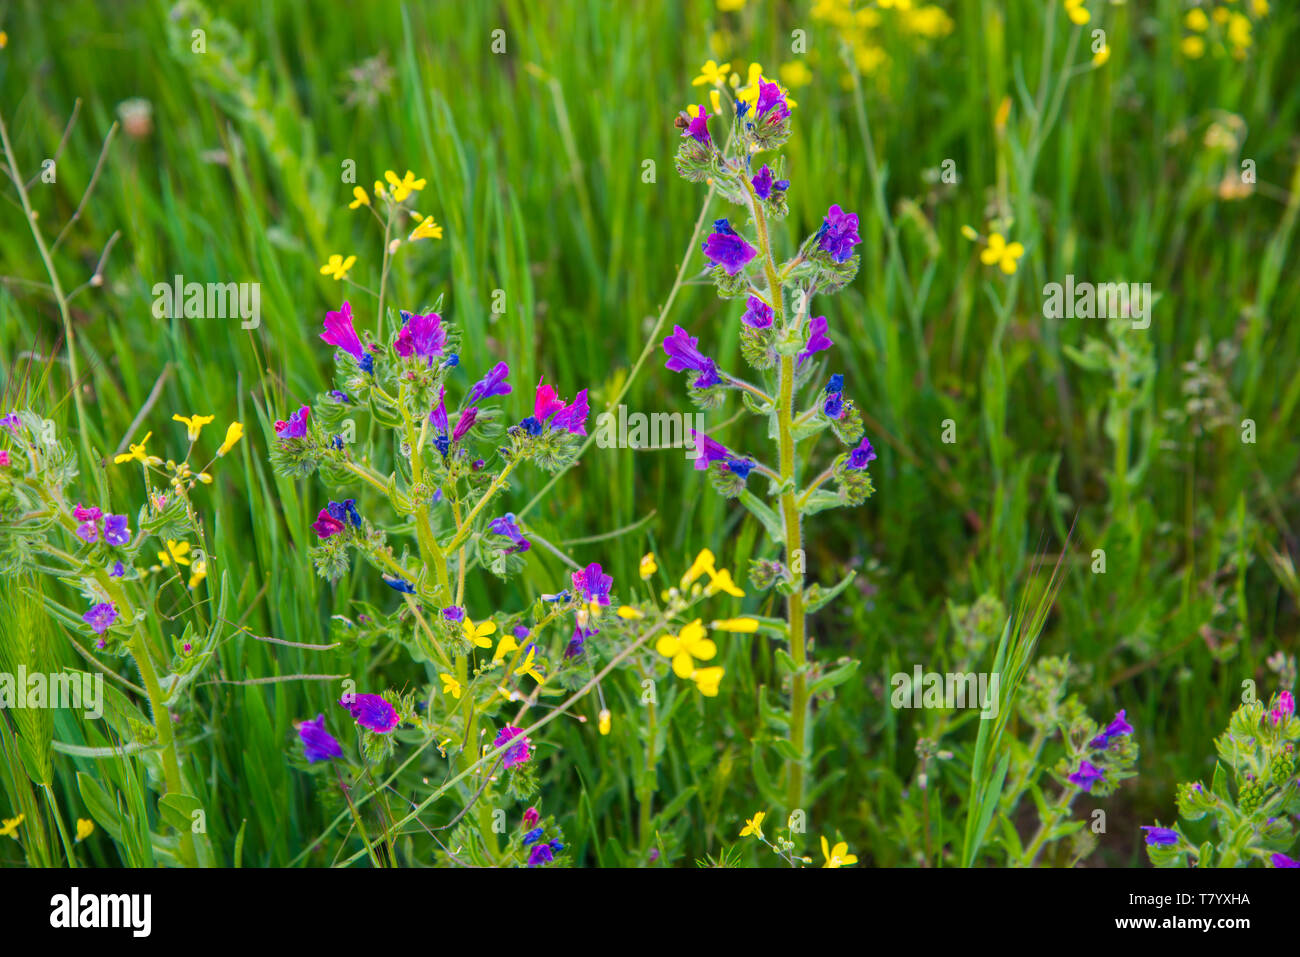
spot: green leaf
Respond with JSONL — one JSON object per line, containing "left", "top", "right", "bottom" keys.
{"left": 810, "top": 659, "right": 860, "bottom": 696}
{"left": 803, "top": 570, "right": 857, "bottom": 614}
{"left": 76, "top": 772, "right": 124, "bottom": 842}
{"left": 158, "top": 792, "right": 203, "bottom": 834}
{"left": 737, "top": 490, "right": 785, "bottom": 545}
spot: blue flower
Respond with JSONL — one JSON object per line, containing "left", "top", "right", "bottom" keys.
{"left": 298, "top": 714, "right": 343, "bottom": 763}
{"left": 383, "top": 576, "right": 416, "bottom": 594}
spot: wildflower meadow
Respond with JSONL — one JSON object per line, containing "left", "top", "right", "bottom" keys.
{"left": 1, "top": 0, "right": 1300, "bottom": 927}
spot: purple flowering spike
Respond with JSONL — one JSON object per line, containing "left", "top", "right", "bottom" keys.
{"left": 817, "top": 204, "right": 862, "bottom": 263}
{"left": 755, "top": 79, "right": 789, "bottom": 120}
{"left": 797, "top": 316, "right": 834, "bottom": 366}
{"left": 1088, "top": 709, "right": 1134, "bottom": 749}
{"left": 469, "top": 361, "right": 512, "bottom": 403}
{"left": 752, "top": 165, "right": 776, "bottom": 200}
{"left": 312, "top": 509, "right": 346, "bottom": 539}
{"left": 321, "top": 300, "right": 364, "bottom": 361}
{"left": 1068, "top": 760, "right": 1105, "bottom": 792}
{"left": 430, "top": 386, "right": 449, "bottom": 433}
{"left": 1141, "top": 826, "right": 1180, "bottom": 847}
{"left": 394, "top": 311, "right": 445, "bottom": 365}
{"left": 488, "top": 513, "right": 531, "bottom": 554}
{"left": 83, "top": 602, "right": 118, "bottom": 635}
{"left": 662, "top": 326, "right": 721, "bottom": 389}
{"left": 572, "top": 562, "right": 613, "bottom": 606}
{"left": 298, "top": 714, "right": 343, "bottom": 763}
{"left": 533, "top": 378, "right": 567, "bottom": 423}
{"left": 494, "top": 726, "right": 532, "bottom": 768}
{"left": 1272, "top": 853, "right": 1300, "bottom": 867}
{"left": 689, "top": 429, "right": 733, "bottom": 472}
{"left": 339, "top": 693, "right": 400, "bottom": 734}
{"left": 742, "top": 296, "right": 774, "bottom": 329}
{"left": 275, "top": 405, "right": 311, "bottom": 439}
{"left": 452, "top": 406, "right": 479, "bottom": 442}
{"left": 103, "top": 514, "right": 131, "bottom": 546}
{"left": 551, "top": 389, "right": 590, "bottom": 435}
{"left": 702, "top": 219, "right": 757, "bottom": 276}
{"left": 848, "top": 436, "right": 876, "bottom": 470}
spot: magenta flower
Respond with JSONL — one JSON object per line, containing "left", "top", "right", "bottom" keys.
{"left": 298, "top": 714, "right": 343, "bottom": 763}
{"left": 1272, "top": 853, "right": 1300, "bottom": 868}
{"left": 551, "top": 390, "right": 589, "bottom": 435}
{"left": 275, "top": 405, "right": 311, "bottom": 439}
{"left": 742, "top": 296, "right": 774, "bottom": 329}
{"left": 494, "top": 726, "right": 532, "bottom": 768}
{"left": 430, "top": 386, "right": 449, "bottom": 433}
{"left": 797, "top": 316, "right": 834, "bottom": 366}
{"left": 393, "top": 311, "right": 445, "bottom": 365}
{"left": 1089, "top": 710, "right": 1134, "bottom": 749}
{"left": 339, "top": 693, "right": 400, "bottom": 734}
{"left": 103, "top": 514, "right": 131, "bottom": 546}
{"left": 533, "top": 378, "right": 568, "bottom": 423}
{"left": 321, "top": 300, "right": 364, "bottom": 361}
{"left": 73, "top": 504, "right": 102, "bottom": 523}
{"left": 0, "top": 450, "right": 10, "bottom": 468}
{"left": 312, "top": 508, "right": 346, "bottom": 539}
{"left": 689, "top": 429, "right": 732, "bottom": 472}
{"left": 817, "top": 204, "right": 862, "bottom": 263}
{"left": 572, "top": 562, "right": 613, "bottom": 606}
{"left": 848, "top": 436, "right": 876, "bottom": 470}
{"left": 1271, "top": 691, "right": 1295, "bottom": 726}
{"left": 527, "top": 843, "right": 555, "bottom": 867}
{"left": 755, "top": 79, "right": 789, "bottom": 120}
{"left": 683, "top": 105, "right": 710, "bottom": 144}
{"left": 83, "top": 602, "right": 118, "bottom": 635}
{"left": 1068, "top": 760, "right": 1105, "bottom": 792}
{"left": 663, "top": 326, "right": 721, "bottom": 389}
{"left": 702, "top": 219, "right": 756, "bottom": 276}
{"left": 468, "top": 361, "right": 512, "bottom": 403}
{"left": 523, "top": 807, "right": 540, "bottom": 827}
{"left": 452, "top": 406, "right": 479, "bottom": 442}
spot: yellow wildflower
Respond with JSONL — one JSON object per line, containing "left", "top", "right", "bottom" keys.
{"left": 961, "top": 224, "right": 979, "bottom": 242}
{"left": 617, "top": 605, "right": 644, "bottom": 620}
{"left": 640, "top": 552, "right": 658, "bottom": 580}
{"left": 187, "top": 560, "right": 207, "bottom": 590}
{"left": 779, "top": 61, "right": 813, "bottom": 89}
{"left": 75, "top": 818, "right": 94, "bottom": 842}
{"left": 711, "top": 617, "right": 758, "bottom": 633}
{"left": 320, "top": 254, "right": 356, "bottom": 281}
{"left": 692, "top": 59, "right": 731, "bottom": 87}
{"left": 463, "top": 616, "right": 497, "bottom": 648}
{"left": 217, "top": 421, "right": 244, "bottom": 457}
{"left": 821, "top": 835, "right": 858, "bottom": 867}
{"left": 1092, "top": 43, "right": 1110, "bottom": 66}
{"left": 681, "top": 548, "right": 716, "bottom": 588}
{"left": 384, "top": 169, "right": 427, "bottom": 202}
{"left": 598, "top": 708, "right": 611, "bottom": 735}
{"left": 705, "top": 567, "right": 745, "bottom": 598}
{"left": 440, "top": 673, "right": 462, "bottom": 699}
{"left": 1185, "top": 8, "right": 1209, "bottom": 32}
{"left": 0, "top": 814, "right": 23, "bottom": 839}
{"left": 114, "top": 431, "right": 161, "bottom": 466}
{"left": 348, "top": 186, "right": 370, "bottom": 209}
{"left": 0, "top": 32, "right": 8, "bottom": 49}
{"left": 979, "top": 233, "right": 1025, "bottom": 275}
{"left": 1063, "top": 0, "right": 1089, "bottom": 26}
{"left": 740, "top": 811, "right": 766, "bottom": 838}
{"left": 492, "top": 634, "right": 519, "bottom": 663}
{"left": 692, "top": 666, "right": 725, "bottom": 696}
{"left": 1181, "top": 35, "right": 1206, "bottom": 58}
{"left": 516, "top": 646, "right": 544, "bottom": 683}
{"left": 717, "top": 0, "right": 746, "bottom": 10}
{"left": 172, "top": 413, "right": 214, "bottom": 442}
{"left": 655, "top": 619, "right": 716, "bottom": 678}
{"left": 158, "top": 540, "right": 192, "bottom": 567}
{"left": 410, "top": 215, "right": 444, "bottom": 241}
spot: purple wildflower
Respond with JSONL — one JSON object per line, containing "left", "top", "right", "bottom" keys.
{"left": 702, "top": 219, "right": 756, "bottom": 276}
{"left": 1272, "top": 853, "right": 1300, "bottom": 868}
{"left": 298, "top": 714, "right": 343, "bottom": 764}
{"left": 742, "top": 296, "right": 773, "bottom": 329}
{"left": 1141, "top": 826, "right": 1180, "bottom": 847}
{"left": 108, "top": 561, "right": 126, "bottom": 578}
{"left": 572, "top": 562, "right": 613, "bottom": 606}
{"left": 275, "top": 405, "right": 311, "bottom": 439}
{"left": 847, "top": 436, "right": 876, "bottom": 470}
{"left": 329, "top": 390, "right": 350, "bottom": 403}
{"left": 1089, "top": 710, "right": 1134, "bottom": 750}
{"left": 523, "top": 828, "right": 545, "bottom": 846}
{"left": 452, "top": 406, "right": 478, "bottom": 442}
{"left": 527, "top": 843, "right": 555, "bottom": 867}
{"left": 430, "top": 386, "right": 449, "bottom": 433}
{"left": 494, "top": 726, "right": 532, "bottom": 768}
{"left": 1068, "top": 760, "right": 1105, "bottom": 792}
{"left": 683, "top": 105, "right": 710, "bottom": 144}
{"left": 817, "top": 204, "right": 862, "bottom": 263}
{"left": 443, "top": 606, "right": 466, "bottom": 622}
{"left": 551, "top": 390, "right": 589, "bottom": 435}
{"left": 689, "top": 429, "right": 733, "bottom": 472}
{"left": 523, "top": 807, "right": 540, "bottom": 827}
{"left": 103, "top": 514, "right": 131, "bottom": 546}
{"left": 312, "top": 509, "right": 346, "bottom": 539}
{"left": 755, "top": 79, "right": 789, "bottom": 120}
{"left": 797, "top": 316, "right": 834, "bottom": 365}
{"left": 823, "top": 374, "right": 845, "bottom": 419}
{"left": 327, "top": 499, "right": 362, "bottom": 529}
{"left": 488, "top": 513, "right": 531, "bottom": 554}
{"left": 662, "top": 325, "right": 721, "bottom": 389}
{"left": 752, "top": 166, "right": 775, "bottom": 199}
{"left": 320, "top": 300, "right": 364, "bottom": 361}
{"left": 513, "top": 624, "right": 531, "bottom": 640}
{"left": 76, "top": 520, "right": 99, "bottom": 543}
{"left": 566, "top": 622, "right": 596, "bottom": 660}
{"left": 383, "top": 576, "right": 416, "bottom": 594}
{"left": 533, "top": 378, "right": 567, "bottom": 423}
{"left": 0, "top": 450, "right": 9, "bottom": 468}
{"left": 1272, "top": 691, "right": 1295, "bottom": 726}
{"left": 393, "top": 311, "right": 445, "bottom": 365}
{"left": 339, "top": 693, "right": 400, "bottom": 734}
{"left": 83, "top": 602, "right": 118, "bottom": 635}
{"left": 0, "top": 413, "right": 19, "bottom": 434}
{"left": 469, "top": 361, "right": 512, "bottom": 403}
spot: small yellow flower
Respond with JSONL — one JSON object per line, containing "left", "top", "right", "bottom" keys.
{"left": 779, "top": 61, "right": 813, "bottom": 89}
{"left": 821, "top": 835, "right": 858, "bottom": 868}
{"left": 75, "top": 818, "right": 94, "bottom": 842}
{"left": 739, "top": 811, "right": 766, "bottom": 838}
{"left": 348, "top": 186, "right": 370, "bottom": 209}
{"left": 516, "top": 646, "right": 545, "bottom": 683}
{"left": 217, "top": 421, "right": 244, "bottom": 457}
{"left": 320, "top": 254, "right": 357, "bottom": 281}
{"left": 0, "top": 814, "right": 23, "bottom": 838}
{"left": 172, "top": 413, "right": 214, "bottom": 442}
{"left": 1185, "top": 8, "right": 1209, "bottom": 32}
{"left": 617, "top": 605, "right": 645, "bottom": 620}
{"left": 187, "top": 560, "right": 207, "bottom": 590}
{"left": 463, "top": 616, "right": 497, "bottom": 648}
{"left": 709, "top": 89, "right": 722, "bottom": 115}
{"left": 1227, "top": 12, "right": 1252, "bottom": 52}
{"left": 114, "top": 431, "right": 158, "bottom": 466}
{"left": 440, "top": 673, "right": 462, "bottom": 699}
{"left": 1181, "top": 35, "right": 1206, "bottom": 58}
{"left": 0, "top": 31, "right": 8, "bottom": 49}
{"left": 1092, "top": 43, "right": 1110, "bottom": 66}
{"left": 655, "top": 619, "right": 716, "bottom": 679}
{"left": 711, "top": 617, "right": 758, "bottom": 633}
{"left": 158, "top": 540, "right": 192, "bottom": 567}
{"left": 1211, "top": 6, "right": 1230, "bottom": 26}
{"left": 692, "top": 666, "right": 725, "bottom": 696}
{"left": 717, "top": 0, "right": 746, "bottom": 11}
{"left": 492, "top": 634, "right": 519, "bottom": 663}
{"left": 598, "top": 708, "right": 611, "bottom": 735}
{"left": 705, "top": 567, "right": 745, "bottom": 598}
{"left": 410, "top": 215, "right": 444, "bottom": 241}
{"left": 1063, "top": 0, "right": 1089, "bottom": 26}
{"left": 692, "top": 59, "right": 731, "bottom": 87}
{"left": 373, "top": 179, "right": 388, "bottom": 199}
{"left": 979, "top": 232, "right": 1025, "bottom": 275}
{"left": 1252, "top": 0, "right": 1269, "bottom": 15}
{"left": 384, "top": 169, "right": 427, "bottom": 202}
{"left": 681, "top": 548, "right": 716, "bottom": 588}
{"left": 639, "top": 552, "right": 658, "bottom": 580}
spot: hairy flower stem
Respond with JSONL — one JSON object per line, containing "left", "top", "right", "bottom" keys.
{"left": 744, "top": 176, "right": 810, "bottom": 815}
{"left": 638, "top": 694, "right": 658, "bottom": 853}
